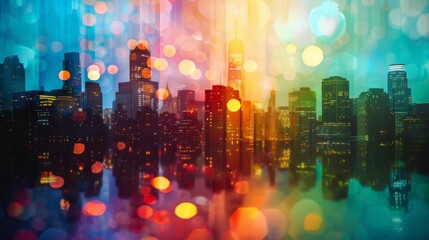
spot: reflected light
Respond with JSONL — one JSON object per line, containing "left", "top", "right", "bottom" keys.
{"left": 234, "top": 181, "right": 250, "bottom": 194}
{"left": 137, "top": 205, "right": 153, "bottom": 219}
{"left": 82, "top": 200, "right": 106, "bottom": 216}
{"left": 73, "top": 143, "right": 85, "bottom": 155}
{"left": 175, "top": 202, "right": 197, "bottom": 219}
{"left": 91, "top": 161, "right": 103, "bottom": 174}
{"left": 49, "top": 176, "right": 64, "bottom": 189}
{"left": 151, "top": 176, "right": 171, "bottom": 191}
{"left": 229, "top": 207, "right": 268, "bottom": 240}
{"left": 303, "top": 213, "right": 323, "bottom": 232}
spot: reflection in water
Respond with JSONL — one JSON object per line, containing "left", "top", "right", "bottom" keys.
{"left": 1, "top": 136, "right": 429, "bottom": 239}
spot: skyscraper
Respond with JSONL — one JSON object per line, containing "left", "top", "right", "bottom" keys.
{"left": 84, "top": 82, "right": 102, "bottom": 117}
{"left": 115, "top": 45, "right": 158, "bottom": 119}
{"left": 289, "top": 87, "right": 317, "bottom": 148}
{"left": 177, "top": 90, "right": 195, "bottom": 117}
{"left": 205, "top": 85, "right": 242, "bottom": 189}
{"left": 228, "top": 39, "right": 245, "bottom": 98}
{"left": 357, "top": 88, "right": 394, "bottom": 142}
{"left": 388, "top": 64, "right": 411, "bottom": 137}
{"left": 321, "top": 76, "right": 351, "bottom": 139}
{"left": 62, "top": 52, "right": 81, "bottom": 97}
{"left": 130, "top": 45, "right": 151, "bottom": 82}
{"left": 0, "top": 56, "right": 25, "bottom": 112}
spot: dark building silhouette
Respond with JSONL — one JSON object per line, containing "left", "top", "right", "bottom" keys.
{"left": 177, "top": 89, "right": 195, "bottom": 117}
{"left": 388, "top": 64, "right": 411, "bottom": 137}
{"left": 158, "top": 111, "right": 177, "bottom": 165}
{"left": 357, "top": 88, "right": 394, "bottom": 143}
{"left": 321, "top": 141, "right": 351, "bottom": 200}
{"left": 161, "top": 82, "right": 174, "bottom": 113}
{"left": 320, "top": 76, "right": 351, "bottom": 140}
{"left": 0, "top": 56, "right": 25, "bottom": 112}
{"left": 115, "top": 46, "right": 158, "bottom": 119}
{"left": 84, "top": 82, "right": 102, "bottom": 117}
{"left": 62, "top": 52, "right": 82, "bottom": 98}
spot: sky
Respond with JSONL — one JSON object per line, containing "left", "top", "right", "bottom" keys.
{"left": 1, "top": 0, "right": 428, "bottom": 112}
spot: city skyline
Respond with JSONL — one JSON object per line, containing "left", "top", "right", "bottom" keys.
{"left": 1, "top": 1, "right": 428, "bottom": 111}
{"left": 1, "top": 1, "right": 429, "bottom": 239}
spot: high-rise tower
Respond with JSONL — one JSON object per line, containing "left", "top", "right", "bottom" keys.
{"left": 0, "top": 56, "right": 25, "bottom": 112}
{"left": 321, "top": 76, "right": 351, "bottom": 139}
{"left": 388, "top": 64, "right": 411, "bottom": 137}
{"left": 228, "top": 39, "right": 245, "bottom": 98}
{"left": 62, "top": 52, "right": 81, "bottom": 96}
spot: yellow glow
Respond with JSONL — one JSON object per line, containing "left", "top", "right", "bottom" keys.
{"left": 178, "top": 59, "right": 196, "bottom": 76}
{"left": 88, "top": 70, "right": 100, "bottom": 81}
{"left": 302, "top": 45, "right": 324, "bottom": 67}
{"left": 205, "top": 69, "right": 217, "bottom": 81}
{"left": 303, "top": 213, "right": 323, "bottom": 232}
{"left": 156, "top": 88, "right": 170, "bottom": 100}
{"left": 58, "top": 70, "right": 70, "bottom": 81}
{"left": 227, "top": 99, "right": 241, "bottom": 112}
{"left": 286, "top": 44, "right": 297, "bottom": 55}
{"left": 153, "top": 58, "right": 168, "bottom": 71}
{"left": 243, "top": 60, "right": 258, "bottom": 73}
{"left": 163, "top": 44, "right": 176, "bottom": 57}
{"left": 175, "top": 202, "right": 197, "bottom": 219}
{"left": 190, "top": 68, "right": 202, "bottom": 80}
{"left": 151, "top": 176, "right": 171, "bottom": 191}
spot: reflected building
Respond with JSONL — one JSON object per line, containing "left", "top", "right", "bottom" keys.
{"left": 320, "top": 76, "right": 351, "bottom": 140}
{"left": 289, "top": 143, "right": 315, "bottom": 191}
{"left": 158, "top": 111, "right": 177, "bottom": 165}
{"left": 403, "top": 104, "right": 429, "bottom": 174}
{"left": 387, "top": 64, "right": 411, "bottom": 138}
{"left": 389, "top": 143, "right": 411, "bottom": 220}
{"left": 0, "top": 56, "right": 25, "bottom": 113}
{"left": 321, "top": 141, "right": 351, "bottom": 200}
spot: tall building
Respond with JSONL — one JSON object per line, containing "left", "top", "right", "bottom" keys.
{"left": 84, "top": 82, "right": 102, "bottom": 117}
{"left": 388, "top": 64, "right": 411, "bottom": 137}
{"left": 62, "top": 52, "right": 82, "bottom": 97}
{"left": 0, "top": 56, "right": 25, "bottom": 112}
{"left": 265, "top": 89, "right": 277, "bottom": 141}
{"left": 289, "top": 87, "right": 317, "bottom": 148}
{"left": 228, "top": 39, "right": 245, "bottom": 98}
{"left": 114, "top": 46, "right": 158, "bottom": 119}
{"left": 357, "top": 88, "right": 394, "bottom": 143}
{"left": 130, "top": 45, "right": 151, "bottom": 82}
{"left": 177, "top": 90, "right": 195, "bottom": 117}
{"left": 161, "top": 82, "right": 174, "bottom": 113}
{"left": 205, "top": 85, "right": 242, "bottom": 189}
{"left": 320, "top": 76, "right": 351, "bottom": 139}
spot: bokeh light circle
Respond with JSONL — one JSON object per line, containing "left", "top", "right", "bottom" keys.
{"left": 227, "top": 99, "right": 241, "bottom": 112}
{"left": 88, "top": 70, "right": 101, "bottom": 81}
{"left": 302, "top": 45, "right": 324, "bottom": 67}
{"left": 175, "top": 202, "right": 198, "bottom": 219}
{"left": 58, "top": 70, "right": 70, "bottom": 81}
{"left": 179, "top": 60, "right": 196, "bottom": 76}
